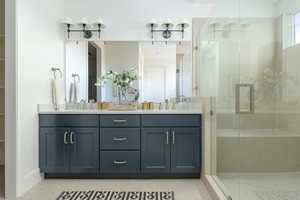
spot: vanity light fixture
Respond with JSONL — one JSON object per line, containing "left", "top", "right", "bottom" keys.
{"left": 62, "top": 17, "right": 106, "bottom": 39}
{"left": 62, "top": 17, "right": 75, "bottom": 39}
{"left": 147, "top": 18, "right": 189, "bottom": 43}
{"left": 93, "top": 17, "right": 106, "bottom": 39}
{"left": 146, "top": 18, "right": 159, "bottom": 44}
{"left": 177, "top": 19, "right": 190, "bottom": 40}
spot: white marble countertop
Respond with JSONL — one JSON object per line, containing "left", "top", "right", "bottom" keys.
{"left": 38, "top": 103, "right": 203, "bottom": 114}
{"left": 38, "top": 109, "right": 202, "bottom": 115}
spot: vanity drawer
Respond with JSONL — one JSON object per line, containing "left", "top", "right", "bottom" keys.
{"left": 100, "top": 115, "right": 140, "bottom": 127}
{"left": 100, "top": 128, "right": 140, "bottom": 150}
{"left": 39, "top": 115, "right": 99, "bottom": 127}
{"left": 100, "top": 151, "right": 140, "bottom": 173}
{"left": 142, "top": 115, "right": 201, "bottom": 127}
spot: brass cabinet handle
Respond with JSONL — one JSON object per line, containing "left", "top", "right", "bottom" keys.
{"left": 166, "top": 131, "right": 169, "bottom": 145}
{"left": 112, "top": 137, "right": 128, "bottom": 142}
{"left": 113, "top": 160, "right": 128, "bottom": 165}
{"left": 172, "top": 131, "right": 175, "bottom": 145}
{"left": 113, "top": 120, "right": 127, "bottom": 123}
{"left": 70, "top": 131, "right": 75, "bottom": 144}
{"left": 64, "top": 131, "right": 69, "bottom": 144}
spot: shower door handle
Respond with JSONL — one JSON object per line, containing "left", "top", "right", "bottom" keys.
{"left": 235, "top": 84, "right": 254, "bottom": 114}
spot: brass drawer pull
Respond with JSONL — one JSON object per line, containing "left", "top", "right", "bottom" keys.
{"left": 112, "top": 137, "right": 128, "bottom": 142}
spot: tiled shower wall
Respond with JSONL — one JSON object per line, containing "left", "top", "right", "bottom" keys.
{"left": 275, "top": 43, "right": 300, "bottom": 135}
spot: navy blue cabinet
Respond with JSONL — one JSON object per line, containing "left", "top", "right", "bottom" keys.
{"left": 40, "top": 115, "right": 99, "bottom": 127}
{"left": 141, "top": 127, "right": 201, "bottom": 174}
{"left": 100, "top": 128, "right": 140, "bottom": 150}
{"left": 100, "top": 115, "right": 140, "bottom": 127}
{"left": 40, "top": 128, "right": 69, "bottom": 173}
{"left": 171, "top": 128, "right": 201, "bottom": 173}
{"left": 141, "top": 115, "right": 201, "bottom": 174}
{"left": 40, "top": 127, "right": 99, "bottom": 173}
{"left": 40, "top": 114, "right": 201, "bottom": 177}
{"left": 100, "top": 151, "right": 140, "bottom": 173}
{"left": 141, "top": 128, "right": 171, "bottom": 173}
{"left": 70, "top": 128, "right": 99, "bottom": 173}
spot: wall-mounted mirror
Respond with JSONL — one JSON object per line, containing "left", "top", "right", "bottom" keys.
{"left": 65, "top": 41, "right": 192, "bottom": 103}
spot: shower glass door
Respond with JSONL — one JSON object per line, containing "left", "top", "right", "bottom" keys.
{"left": 235, "top": 0, "right": 300, "bottom": 200}
{"left": 193, "top": 0, "right": 241, "bottom": 199}
{"left": 200, "top": 0, "right": 300, "bottom": 199}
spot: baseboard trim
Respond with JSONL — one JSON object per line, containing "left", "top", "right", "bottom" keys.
{"left": 18, "top": 168, "right": 42, "bottom": 197}
{"left": 45, "top": 173, "right": 201, "bottom": 179}
{"left": 202, "top": 175, "right": 228, "bottom": 200}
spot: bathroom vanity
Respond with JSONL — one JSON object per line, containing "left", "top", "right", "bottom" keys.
{"left": 39, "top": 112, "right": 202, "bottom": 178}
{"left": 39, "top": 39, "right": 201, "bottom": 178}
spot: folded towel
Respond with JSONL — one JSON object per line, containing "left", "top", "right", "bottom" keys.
{"left": 69, "top": 82, "right": 74, "bottom": 103}
{"left": 51, "top": 78, "right": 65, "bottom": 107}
{"left": 73, "top": 80, "right": 78, "bottom": 103}
{"left": 68, "top": 81, "right": 80, "bottom": 103}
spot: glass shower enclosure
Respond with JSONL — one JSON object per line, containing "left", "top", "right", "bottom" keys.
{"left": 194, "top": 0, "right": 300, "bottom": 199}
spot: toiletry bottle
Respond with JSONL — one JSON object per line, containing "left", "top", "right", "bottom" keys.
{"left": 159, "top": 103, "right": 163, "bottom": 110}
{"left": 165, "top": 99, "right": 169, "bottom": 110}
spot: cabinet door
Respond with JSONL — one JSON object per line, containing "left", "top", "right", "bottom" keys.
{"left": 69, "top": 128, "right": 99, "bottom": 173}
{"left": 40, "top": 128, "right": 70, "bottom": 173}
{"left": 171, "top": 128, "right": 201, "bottom": 173}
{"left": 141, "top": 128, "right": 170, "bottom": 173}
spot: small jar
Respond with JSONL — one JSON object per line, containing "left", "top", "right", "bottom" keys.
{"left": 149, "top": 102, "right": 154, "bottom": 110}
{"left": 142, "top": 102, "right": 150, "bottom": 110}
{"left": 98, "top": 102, "right": 109, "bottom": 110}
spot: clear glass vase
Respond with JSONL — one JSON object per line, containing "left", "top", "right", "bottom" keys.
{"left": 117, "top": 87, "right": 128, "bottom": 105}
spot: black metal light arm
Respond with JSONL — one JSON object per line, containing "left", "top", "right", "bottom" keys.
{"left": 65, "top": 24, "right": 103, "bottom": 39}
{"left": 149, "top": 23, "right": 186, "bottom": 42}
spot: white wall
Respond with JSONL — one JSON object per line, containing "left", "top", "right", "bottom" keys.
{"left": 64, "top": 0, "right": 216, "bottom": 41}
{"left": 16, "top": 0, "right": 64, "bottom": 196}
{"left": 63, "top": 0, "right": 279, "bottom": 42}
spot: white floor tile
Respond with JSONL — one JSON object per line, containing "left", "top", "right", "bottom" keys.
{"left": 219, "top": 173, "right": 300, "bottom": 200}
{"left": 18, "top": 179, "right": 212, "bottom": 200}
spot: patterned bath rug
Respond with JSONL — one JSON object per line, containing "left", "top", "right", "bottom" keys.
{"left": 56, "top": 191, "right": 174, "bottom": 200}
